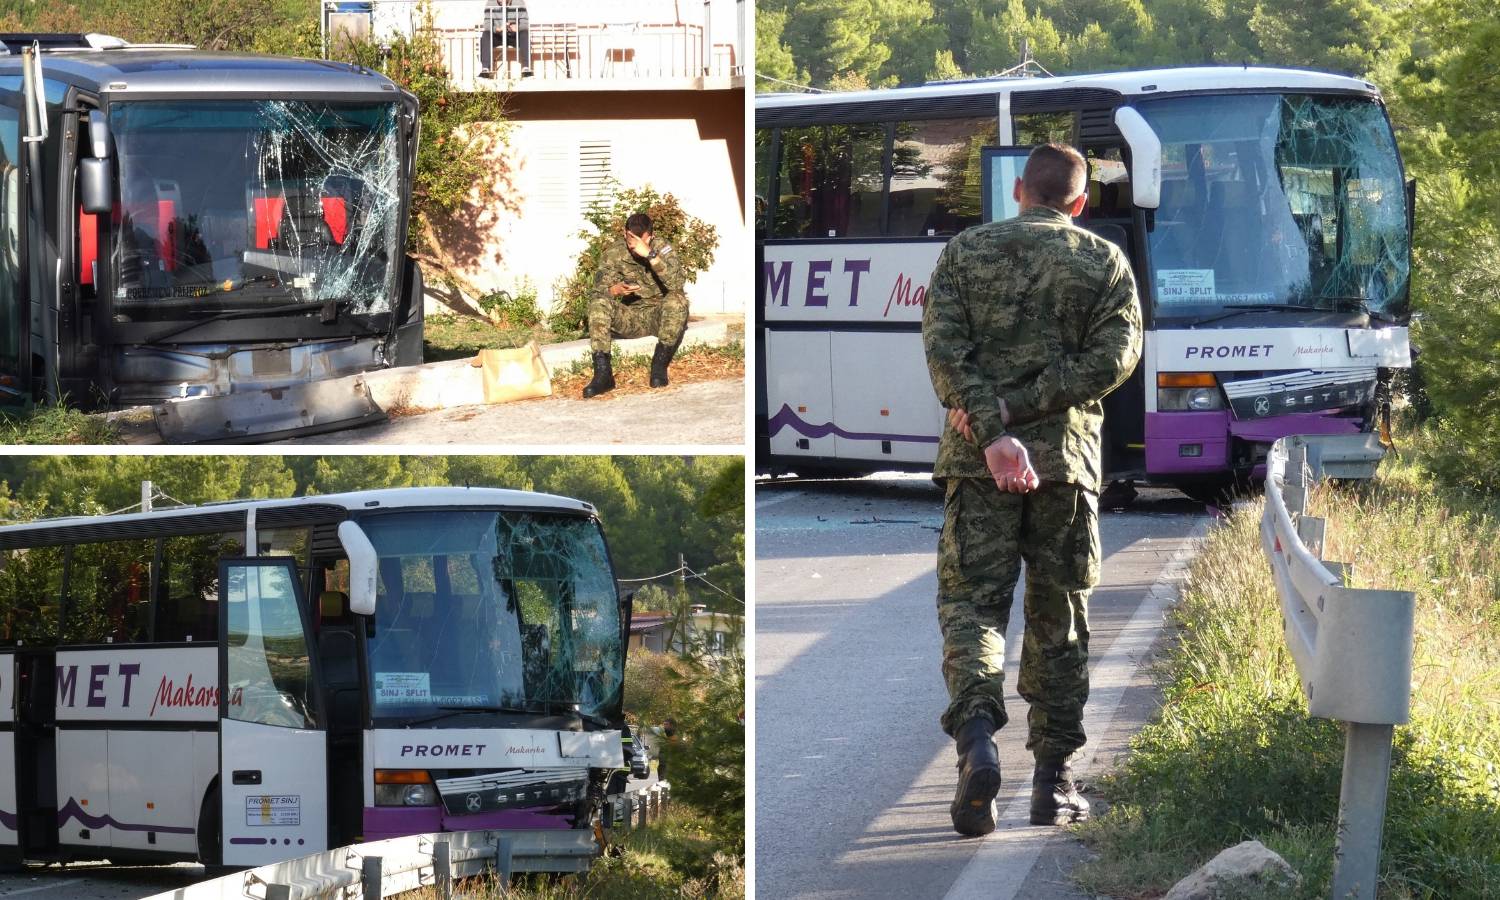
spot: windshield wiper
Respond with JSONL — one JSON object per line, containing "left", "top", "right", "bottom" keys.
{"left": 1328, "top": 297, "right": 1403, "bottom": 326}
{"left": 400, "top": 704, "right": 535, "bottom": 728}
{"left": 1188, "top": 303, "right": 1318, "bottom": 326}
{"left": 140, "top": 299, "right": 355, "bottom": 344}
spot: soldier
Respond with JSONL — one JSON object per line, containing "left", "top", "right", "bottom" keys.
{"left": 582, "top": 212, "right": 689, "bottom": 398}
{"left": 922, "top": 143, "right": 1142, "bottom": 837}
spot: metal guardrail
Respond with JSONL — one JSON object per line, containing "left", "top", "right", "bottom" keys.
{"left": 140, "top": 782, "right": 669, "bottom": 900}
{"left": 1260, "top": 433, "right": 1415, "bottom": 900}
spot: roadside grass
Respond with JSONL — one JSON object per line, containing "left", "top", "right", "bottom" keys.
{"left": 553, "top": 342, "right": 745, "bottom": 398}
{"left": 1073, "top": 439, "right": 1500, "bottom": 899}
{"left": 422, "top": 313, "right": 577, "bottom": 362}
{"left": 402, "top": 806, "right": 744, "bottom": 899}
{"left": 0, "top": 403, "right": 119, "bottom": 444}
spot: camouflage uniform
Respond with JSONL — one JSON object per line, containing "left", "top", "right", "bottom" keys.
{"left": 589, "top": 234, "right": 689, "bottom": 354}
{"left": 922, "top": 205, "right": 1142, "bottom": 762}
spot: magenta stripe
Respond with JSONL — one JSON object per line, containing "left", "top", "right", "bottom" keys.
{"left": 767, "top": 404, "right": 939, "bottom": 444}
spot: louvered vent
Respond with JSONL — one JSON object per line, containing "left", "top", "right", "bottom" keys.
{"left": 578, "top": 140, "right": 614, "bottom": 214}
{"left": 533, "top": 143, "right": 574, "bottom": 221}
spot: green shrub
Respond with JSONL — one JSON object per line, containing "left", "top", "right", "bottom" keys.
{"left": 476, "top": 279, "right": 543, "bottom": 329}
{"left": 549, "top": 185, "right": 720, "bottom": 333}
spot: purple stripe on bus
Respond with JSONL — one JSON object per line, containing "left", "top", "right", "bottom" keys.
{"left": 56, "top": 798, "right": 196, "bottom": 834}
{"left": 1227, "top": 411, "right": 1363, "bottom": 443}
{"left": 229, "top": 837, "right": 268, "bottom": 845}
{"left": 0, "top": 809, "right": 15, "bottom": 830}
{"left": 1145, "top": 410, "right": 1365, "bottom": 476}
{"left": 766, "top": 405, "right": 940, "bottom": 445}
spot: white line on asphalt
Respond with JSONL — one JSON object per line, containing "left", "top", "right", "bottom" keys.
{"left": 0, "top": 879, "right": 85, "bottom": 896}
{"left": 942, "top": 520, "right": 1211, "bottom": 900}
{"left": 755, "top": 489, "right": 807, "bottom": 511}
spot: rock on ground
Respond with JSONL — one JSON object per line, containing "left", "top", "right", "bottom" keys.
{"left": 1164, "top": 840, "right": 1301, "bottom": 900}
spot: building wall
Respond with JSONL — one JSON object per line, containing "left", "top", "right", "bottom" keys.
{"left": 428, "top": 87, "right": 746, "bottom": 318}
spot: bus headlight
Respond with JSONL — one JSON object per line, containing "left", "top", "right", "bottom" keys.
{"left": 374, "top": 770, "right": 439, "bottom": 806}
{"left": 1157, "top": 387, "right": 1224, "bottom": 411}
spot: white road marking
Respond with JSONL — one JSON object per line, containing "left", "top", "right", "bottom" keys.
{"left": 942, "top": 520, "right": 1210, "bottom": 900}
{"left": 0, "top": 879, "right": 85, "bottom": 896}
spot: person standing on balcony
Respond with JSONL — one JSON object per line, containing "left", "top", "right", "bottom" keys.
{"left": 922, "top": 143, "right": 1142, "bottom": 836}
{"left": 582, "top": 212, "right": 689, "bottom": 398}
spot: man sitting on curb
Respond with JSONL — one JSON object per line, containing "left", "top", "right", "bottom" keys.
{"left": 583, "top": 212, "right": 688, "bottom": 398}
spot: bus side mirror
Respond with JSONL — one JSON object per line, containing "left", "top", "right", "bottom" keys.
{"left": 79, "top": 158, "right": 112, "bottom": 215}
{"left": 338, "top": 521, "right": 379, "bottom": 616}
{"left": 1114, "top": 106, "right": 1161, "bottom": 210}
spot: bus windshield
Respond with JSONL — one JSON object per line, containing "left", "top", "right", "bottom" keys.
{"left": 108, "top": 100, "right": 401, "bottom": 322}
{"left": 1136, "top": 93, "right": 1408, "bottom": 321}
{"left": 361, "top": 510, "right": 623, "bottom": 724}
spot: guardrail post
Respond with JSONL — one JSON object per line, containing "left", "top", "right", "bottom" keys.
{"left": 495, "top": 835, "right": 515, "bottom": 889}
{"left": 362, "top": 855, "right": 383, "bottom": 900}
{"left": 1332, "top": 723, "right": 1395, "bottom": 900}
{"left": 434, "top": 838, "right": 452, "bottom": 900}
{"left": 637, "top": 793, "right": 648, "bottom": 828}
{"left": 1285, "top": 440, "right": 1309, "bottom": 515}
{"left": 265, "top": 886, "right": 291, "bottom": 900}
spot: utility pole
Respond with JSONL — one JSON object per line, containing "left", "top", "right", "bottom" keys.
{"left": 140, "top": 480, "right": 153, "bottom": 513}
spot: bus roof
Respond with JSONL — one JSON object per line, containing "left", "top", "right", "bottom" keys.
{"left": 756, "top": 65, "right": 1379, "bottom": 113}
{"left": 0, "top": 49, "right": 402, "bottom": 100}
{"left": 0, "top": 486, "right": 596, "bottom": 538}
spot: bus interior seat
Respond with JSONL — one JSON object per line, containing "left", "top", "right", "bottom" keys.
{"left": 1087, "top": 223, "right": 1129, "bottom": 253}
{"left": 1206, "top": 180, "right": 1261, "bottom": 283}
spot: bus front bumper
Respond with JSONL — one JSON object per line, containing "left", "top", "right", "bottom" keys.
{"left": 1145, "top": 410, "right": 1366, "bottom": 478}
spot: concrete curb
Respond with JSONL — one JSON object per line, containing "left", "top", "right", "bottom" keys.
{"left": 105, "top": 315, "right": 739, "bottom": 443}
{"left": 365, "top": 315, "right": 737, "bottom": 411}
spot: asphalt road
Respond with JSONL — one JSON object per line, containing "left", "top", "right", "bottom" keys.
{"left": 755, "top": 473, "right": 1211, "bottom": 900}
{"left": 0, "top": 861, "right": 206, "bottom": 899}
{"left": 274, "top": 378, "right": 745, "bottom": 446}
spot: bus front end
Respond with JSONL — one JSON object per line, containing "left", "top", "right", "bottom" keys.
{"left": 1126, "top": 90, "right": 1411, "bottom": 490}
{"left": 349, "top": 506, "right": 626, "bottom": 857}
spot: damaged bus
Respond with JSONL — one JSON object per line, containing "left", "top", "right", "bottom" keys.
{"left": 756, "top": 67, "right": 1413, "bottom": 498}
{"left": 0, "top": 34, "right": 423, "bottom": 440}
{"left": 0, "top": 486, "right": 630, "bottom": 869}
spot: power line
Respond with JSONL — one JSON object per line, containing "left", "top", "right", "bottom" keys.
{"left": 755, "top": 72, "right": 826, "bottom": 93}
{"left": 684, "top": 565, "right": 744, "bottom": 606}
{"left": 617, "top": 565, "right": 688, "bottom": 583}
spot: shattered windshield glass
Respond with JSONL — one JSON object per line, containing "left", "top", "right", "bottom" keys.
{"left": 361, "top": 510, "right": 623, "bottom": 723}
{"left": 108, "top": 100, "right": 401, "bottom": 321}
{"left": 1137, "top": 93, "right": 1408, "bottom": 320}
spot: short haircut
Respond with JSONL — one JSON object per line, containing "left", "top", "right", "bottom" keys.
{"left": 1022, "top": 143, "right": 1087, "bottom": 210}
{"left": 625, "top": 212, "right": 653, "bottom": 236}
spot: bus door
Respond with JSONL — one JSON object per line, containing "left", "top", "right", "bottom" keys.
{"left": 12, "top": 648, "right": 56, "bottom": 858}
{"left": 0, "top": 92, "right": 30, "bottom": 407}
{"left": 218, "top": 558, "right": 327, "bottom": 866}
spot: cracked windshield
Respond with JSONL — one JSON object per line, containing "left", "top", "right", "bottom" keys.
{"left": 1137, "top": 93, "right": 1408, "bottom": 320}
{"left": 108, "top": 100, "right": 401, "bottom": 322}
{"left": 363, "top": 510, "right": 623, "bottom": 723}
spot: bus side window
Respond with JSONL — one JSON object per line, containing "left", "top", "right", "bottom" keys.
{"left": 1013, "top": 111, "right": 1075, "bottom": 147}
{"left": 61, "top": 539, "right": 153, "bottom": 644}
{"left": 774, "top": 124, "right": 885, "bottom": 239}
{"left": 889, "top": 117, "right": 998, "bottom": 236}
{"left": 0, "top": 546, "right": 63, "bottom": 646}
{"left": 156, "top": 531, "right": 244, "bottom": 643}
{"left": 224, "top": 563, "right": 314, "bottom": 729}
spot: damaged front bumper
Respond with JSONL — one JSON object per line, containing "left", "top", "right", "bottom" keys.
{"left": 117, "top": 337, "right": 391, "bottom": 442}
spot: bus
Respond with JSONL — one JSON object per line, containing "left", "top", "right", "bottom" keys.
{"left": 0, "top": 34, "right": 424, "bottom": 441}
{"left": 755, "top": 67, "right": 1414, "bottom": 497}
{"left": 0, "top": 486, "right": 628, "bottom": 870}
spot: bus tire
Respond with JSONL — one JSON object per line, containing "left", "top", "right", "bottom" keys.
{"left": 197, "top": 781, "right": 222, "bottom": 868}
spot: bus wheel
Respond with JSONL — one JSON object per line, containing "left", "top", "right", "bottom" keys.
{"left": 197, "top": 782, "right": 222, "bottom": 868}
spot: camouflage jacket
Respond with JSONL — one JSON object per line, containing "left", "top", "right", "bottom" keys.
{"left": 922, "top": 205, "right": 1143, "bottom": 492}
{"left": 593, "top": 234, "right": 686, "bottom": 303}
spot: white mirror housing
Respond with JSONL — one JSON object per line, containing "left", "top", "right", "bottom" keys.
{"left": 1114, "top": 106, "right": 1161, "bottom": 209}
{"left": 338, "top": 521, "right": 379, "bottom": 616}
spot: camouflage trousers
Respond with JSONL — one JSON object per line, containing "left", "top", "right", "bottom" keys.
{"left": 588, "top": 292, "right": 689, "bottom": 354}
{"left": 936, "top": 478, "right": 1101, "bottom": 762}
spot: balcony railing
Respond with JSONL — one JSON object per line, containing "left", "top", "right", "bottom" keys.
{"left": 322, "top": 1, "right": 744, "bottom": 91}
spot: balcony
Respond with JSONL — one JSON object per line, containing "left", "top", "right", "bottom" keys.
{"left": 324, "top": 0, "right": 746, "bottom": 93}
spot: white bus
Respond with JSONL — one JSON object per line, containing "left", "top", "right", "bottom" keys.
{"left": 756, "top": 67, "right": 1413, "bottom": 497}
{"left": 0, "top": 486, "right": 628, "bottom": 870}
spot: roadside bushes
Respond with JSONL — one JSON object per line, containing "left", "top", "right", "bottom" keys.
{"left": 1074, "top": 467, "right": 1500, "bottom": 898}
{"left": 549, "top": 186, "right": 720, "bottom": 335}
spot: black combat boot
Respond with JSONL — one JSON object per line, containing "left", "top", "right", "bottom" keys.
{"left": 1030, "top": 758, "right": 1090, "bottom": 826}
{"left": 649, "top": 342, "right": 679, "bottom": 388}
{"left": 582, "top": 352, "right": 615, "bottom": 398}
{"left": 951, "top": 716, "right": 1002, "bottom": 837}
